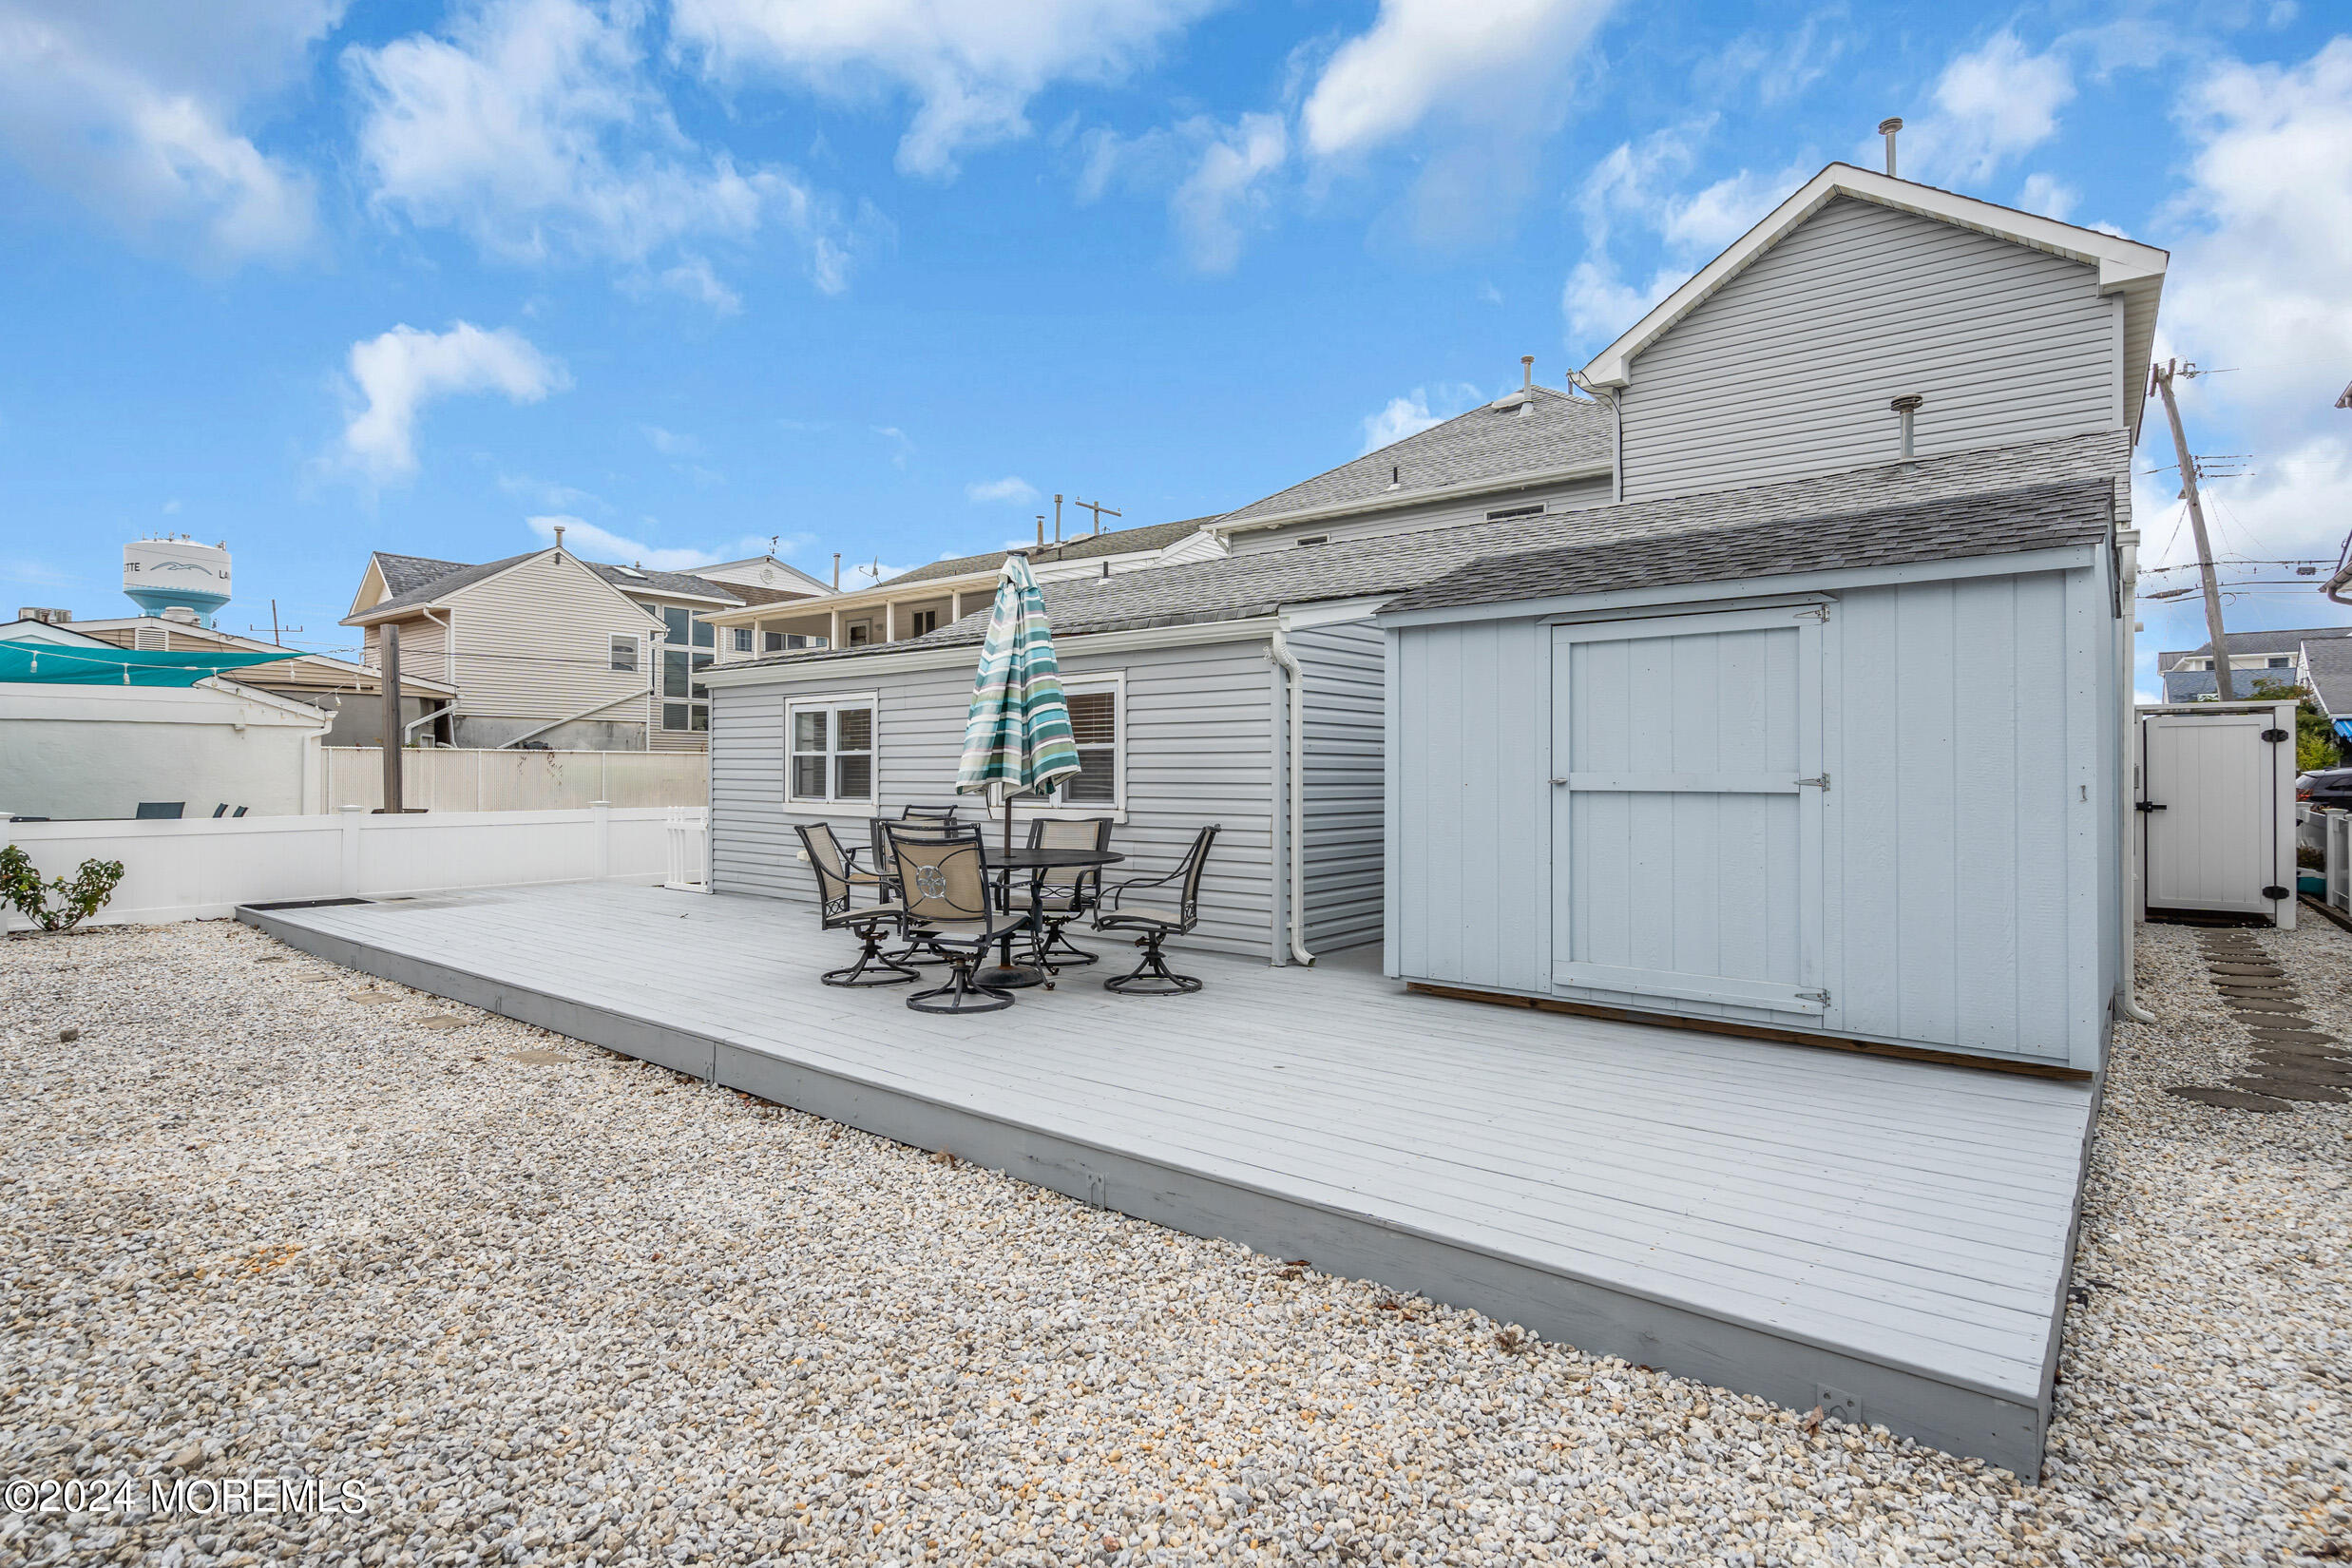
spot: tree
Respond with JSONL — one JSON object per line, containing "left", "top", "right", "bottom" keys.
{"left": 2245, "top": 679, "right": 2342, "bottom": 774}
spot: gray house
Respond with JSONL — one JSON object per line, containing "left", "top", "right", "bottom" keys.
{"left": 703, "top": 160, "right": 2167, "bottom": 1075}
{"left": 2158, "top": 626, "right": 2352, "bottom": 706}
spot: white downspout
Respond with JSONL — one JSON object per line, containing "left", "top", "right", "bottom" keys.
{"left": 2116, "top": 527, "right": 2156, "bottom": 1024}
{"left": 1270, "top": 628, "right": 1316, "bottom": 966}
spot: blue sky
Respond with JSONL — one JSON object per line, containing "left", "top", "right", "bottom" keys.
{"left": 1, "top": 0, "right": 2347, "bottom": 695}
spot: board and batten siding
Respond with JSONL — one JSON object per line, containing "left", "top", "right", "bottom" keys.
{"left": 1289, "top": 621, "right": 1385, "bottom": 951}
{"left": 1228, "top": 474, "right": 1612, "bottom": 557}
{"left": 1617, "top": 198, "right": 2123, "bottom": 503}
{"left": 1387, "top": 563, "right": 2116, "bottom": 1069}
{"left": 708, "top": 639, "right": 1281, "bottom": 959}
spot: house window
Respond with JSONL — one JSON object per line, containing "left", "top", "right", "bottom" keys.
{"left": 788, "top": 697, "right": 877, "bottom": 803}
{"left": 847, "top": 621, "right": 871, "bottom": 645}
{"left": 910, "top": 609, "right": 940, "bottom": 636}
{"left": 2268, "top": 656, "right": 2291, "bottom": 669}
{"left": 764, "top": 631, "right": 787, "bottom": 653}
{"left": 609, "top": 635, "right": 638, "bottom": 672}
{"left": 661, "top": 649, "right": 714, "bottom": 730}
{"left": 1058, "top": 683, "right": 1119, "bottom": 806}
{"left": 662, "top": 604, "right": 715, "bottom": 650}
{"left": 734, "top": 626, "right": 755, "bottom": 654}
{"left": 1293, "top": 534, "right": 1330, "bottom": 548}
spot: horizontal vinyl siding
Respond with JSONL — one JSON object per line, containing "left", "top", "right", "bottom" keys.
{"left": 708, "top": 640, "right": 1279, "bottom": 959}
{"left": 1228, "top": 475, "right": 1613, "bottom": 557}
{"left": 1620, "top": 198, "right": 2119, "bottom": 502}
{"left": 1291, "top": 621, "right": 1385, "bottom": 952}
{"left": 438, "top": 556, "right": 660, "bottom": 726}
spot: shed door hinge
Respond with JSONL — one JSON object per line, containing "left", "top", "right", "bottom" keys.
{"left": 1796, "top": 988, "right": 1831, "bottom": 1005}
{"left": 1796, "top": 774, "right": 1830, "bottom": 791}
{"left": 1792, "top": 604, "right": 1831, "bottom": 622}
{"left": 2262, "top": 728, "right": 2289, "bottom": 743}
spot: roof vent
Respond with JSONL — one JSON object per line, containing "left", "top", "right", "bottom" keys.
{"left": 1484, "top": 503, "right": 1544, "bottom": 523}
{"left": 1489, "top": 356, "right": 1539, "bottom": 414}
{"left": 163, "top": 604, "right": 201, "bottom": 624}
{"left": 1293, "top": 534, "right": 1331, "bottom": 547}
{"left": 1878, "top": 117, "right": 1903, "bottom": 178}
{"left": 1386, "top": 465, "right": 1402, "bottom": 492}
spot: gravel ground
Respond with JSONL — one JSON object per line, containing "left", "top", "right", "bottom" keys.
{"left": 1, "top": 917, "right": 2346, "bottom": 1568}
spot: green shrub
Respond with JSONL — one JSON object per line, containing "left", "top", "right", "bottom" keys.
{"left": 0, "top": 845, "right": 125, "bottom": 933}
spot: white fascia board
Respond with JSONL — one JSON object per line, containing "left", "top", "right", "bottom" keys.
{"left": 1209, "top": 462, "right": 1615, "bottom": 537}
{"left": 344, "top": 556, "right": 392, "bottom": 622}
{"left": 701, "top": 615, "right": 1280, "bottom": 689}
{"left": 1580, "top": 163, "right": 2170, "bottom": 392}
{"left": 698, "top": 572, "right": 997, "bottom": 626}
{"left": 1374, "top": 542, "right": 2101, "bottom": 630}
{"left": 1278, "top": 597, "right": 1390, "bottom": 630}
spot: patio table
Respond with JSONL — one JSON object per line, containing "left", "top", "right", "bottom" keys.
{"left": 975, "top": 844, "right": 1124, "bottom": 989}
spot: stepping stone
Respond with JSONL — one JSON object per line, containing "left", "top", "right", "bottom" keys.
{"left": 254, "top": 956, "right": 287, "bottom": 964}
{"left": 2214, "top": 982, "right": 2298, "bottom": 996}
{"left": 2227, "top": 997, "right": 2305, "bottom": 1014}
{"left": 2245, "top": 1028, "right": 2341, "bottom": 1045}
{"left": 349, "top": 992, "right": 397, "bottom": 1005}
{"left": 2248, "top": 1045, "right": 2352, "bottom": 1065}
{"left": 2228, "top": 1077, "right": 2348, "bottom": 1103}
{"left": 505, "top": 1048, "right": 574, "bottom": 1065}
{"left": 2209, "top": 965, "right": 2287, "bottom": 977}
{"left": 415, "top": 1015, "right": 468, "bottom": 1030}
{"left": 2167, "top": 1085, "right": 2295, "bottom": 1112}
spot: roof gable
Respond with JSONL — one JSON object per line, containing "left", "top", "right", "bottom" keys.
{"left": 1580, "top": 163, "right": 2168, "bottom": 437}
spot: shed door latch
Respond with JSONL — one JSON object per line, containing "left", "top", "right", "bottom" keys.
{"left": 2264, "top": 885, "right": 2290, "bottom": 901}
{"left": 2134, "top": 800, "right": 2168, "bottom": 813}
{"left": 2261, "top": 728, "right": 2289, "bottom": 743}
{"left": 1796, "top": 774, "right": 1830, "bottom": 791}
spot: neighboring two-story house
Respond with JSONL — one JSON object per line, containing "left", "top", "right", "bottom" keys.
{"left": 342, "top": 544, "right": 828, "bottom": 751}
{"left": 2157, "top": 626, "right": 2352, "bottom": 703}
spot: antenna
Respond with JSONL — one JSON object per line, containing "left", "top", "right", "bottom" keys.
{"left": 1071, "top": 497, "right": 1121, "bottom": 536}
{"left": 248, "top": 599, "right": 302, "bottom": 646}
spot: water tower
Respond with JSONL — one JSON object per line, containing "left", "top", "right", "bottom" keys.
{"left": 124, "top": 536, "right": 231, "bottom": 626}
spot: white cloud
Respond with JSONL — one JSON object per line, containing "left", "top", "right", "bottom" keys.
{"left": 2017, "top": 172, "right": 2078, "bottom": 220}
{"left": 340, "top": 322, "right": 568, "bottom": 481}
{"left": 525, "top": 514, "right": 777, "bottom": 570}
{"left": 1901, "top": 31, "right": 2075, "bottom": 184}
{"left": 641, "top": 424, "right": 703, "bottom": 457}
{"left": 671, "top": 0, "right": 1218, "bottom": 179}
{"left": 966, "top": 475, "right": 1040, "bottom": 504}
{"left": 347, "top": 0, "right": 858, "bottom": 298}
{"left": 872, "top": 425, "right": 915, "bottom": 468}
{"left": 1560, "top": 258, "right": 1678, "bottom": 345}
{"left": 1360, "top": 383, "right": 1482, "bottom": 455}
{"left": 1169, "top": 112, "right": 1286, "bottom": 274}
{"left": 0, "top": 0, "right": 332, "bottom": 262}
{"left": 1301, "top": 0, "right": 1614, "bottom": 161}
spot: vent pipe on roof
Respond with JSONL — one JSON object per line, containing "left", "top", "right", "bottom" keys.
{"left": 551, "top": 523, "right": 565, "bottom": 551}
{"left": 1054, "top": 493, "right": 1063, "bottom": 544}
{"left": 1386, "top": 465, "right": 1401, "bottom": 491}
{"left": 1878, "top": 117, "right": 1903, "bottom": 178}
{"left": 832, "top": 552, "right": 840, "bottom": 591}
{"left": 1890, "top": 393, "right": 1924, "bottom": 459}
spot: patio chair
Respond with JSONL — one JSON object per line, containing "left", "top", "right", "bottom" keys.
{"left": 885, "top": 823, "right": 1035, "bottom": 1015}
{"left": 1096, "top": 825, "right": 1220, "bottom": 996}
{"left": 211, "top": 804, "right": 230, "bottom": 818}
{"left": 901, "top": 803, "right": 961, "bottom": 825}
{"left": 1023, "top": 817, "right": 1114, "bottom": 966}
{"left": 794, "top": 823, "right": 917, "bottom": 988}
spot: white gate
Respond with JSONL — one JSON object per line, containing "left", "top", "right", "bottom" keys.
{"left": 1550, "top": 604, "right": 1827, "bottom": 1015}
{"left": 2138, "top": 703, "right": 2297, "bottom": 927}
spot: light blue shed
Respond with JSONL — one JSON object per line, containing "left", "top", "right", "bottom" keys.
{"left": 1377, "top": 477, "right": 2131, "bottom": 1074}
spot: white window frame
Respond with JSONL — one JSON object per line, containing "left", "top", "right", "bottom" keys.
{"left": 733, "top": 626, "right": 755, "bottom": 654}
{"left": 609, "top": 634, "right": 638, "bottom": 672}
{"left": 785, "top": 692, "right": 881, "bottom": 814}
{"left": 986, "top": 672, "right": 1125, "bottom": 822}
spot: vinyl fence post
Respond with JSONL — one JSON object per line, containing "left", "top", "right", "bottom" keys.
{"left": 339, "top": 804, "right": 365, "bottom": 897}
{"left": 593, "top": 800, "right": 613, "bottom": 881}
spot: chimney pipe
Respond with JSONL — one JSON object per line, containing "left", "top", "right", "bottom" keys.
{"left": 832, "top": 552, "right": 840, "bottom": 591}
{"left": 1521, "top": 355, "right": 1534, "bottom": 391}
{"left": 551, "top": 523, "right": 565, "bottom": 552}
{"left": 1036, "top": 515, "right": 1045, "bottom": 547}
{"left": 1877, "top": 117, "right": 1903, "bottom": 178}
{"left": 1890, "top": 393, "right": 1924, "bottom": 459}
{"left": 1054, "top": 494, "right": 1063, "bottom": 544}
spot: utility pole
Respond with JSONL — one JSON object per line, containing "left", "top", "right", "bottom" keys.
{"left": 249, "top": 599, "right": 300, "bottom": 646}
{"left": 377, "top": 621, "right": 405, "bottom": 813}
{"left": 1071, "top": 497, "right": 1121, "bottom": 536}
{"left": 2152, "top": 359, "right": 2235, "bottom": 700}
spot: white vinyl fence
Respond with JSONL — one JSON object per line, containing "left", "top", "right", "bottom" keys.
{"left": 320, "top": 748, "right": 707, "bottom": 813}
{"left": 2326, "top": 810, "right": 2350, "bottom": 914}
{"left": 2, "top": 806, "right": 706, "bottom": 929}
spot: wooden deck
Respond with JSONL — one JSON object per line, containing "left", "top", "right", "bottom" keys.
{"left": 239, "top": 880, "right": 2098, "bottom": 1475}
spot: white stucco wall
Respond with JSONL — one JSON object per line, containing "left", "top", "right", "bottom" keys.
{"left": 0, "top": 682, "right": 328, "bottom": 821}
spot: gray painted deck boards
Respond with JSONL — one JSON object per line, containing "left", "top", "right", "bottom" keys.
{"left": 240, "top": 880, "right": 2095, "bottom": 1475}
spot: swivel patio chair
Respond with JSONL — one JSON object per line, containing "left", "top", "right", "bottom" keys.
{"left": 885, "top": 823, "right": 1036, "bottom": 1015}
{"left": 1096, "top": 825, "right": 1220, "bottom": 995}
{"left": 900, "top": 803, "right": 961, "bottom": 826}
{"left": 794, "top": 822, "right": 918, "bottom": 987}
{"left": 1023, "top": 816, "right": 1114, "bottom": 966}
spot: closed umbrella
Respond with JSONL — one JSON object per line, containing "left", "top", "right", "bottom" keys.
{"left": 956, "top": 556, "right": 1080, "bottom": 985}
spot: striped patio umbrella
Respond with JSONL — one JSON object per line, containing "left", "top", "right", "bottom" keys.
{"left": 957, "top": 554, "right": 1080, "bottom": 857}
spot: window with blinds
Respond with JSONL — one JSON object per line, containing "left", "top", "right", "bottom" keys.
{"left": 1062, "top": 687, "right": 1118, "bottom": 804}
{"left": 787, "top": 698, "right": 877, "bottom": 803}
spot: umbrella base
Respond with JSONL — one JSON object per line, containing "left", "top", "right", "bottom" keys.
{"left": 974, "top": 965, "right": 1046, "bottom": 989}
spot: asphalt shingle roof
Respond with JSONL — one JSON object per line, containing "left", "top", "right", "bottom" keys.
{"left": 2158, "top": 624, "right": 2352, "bottom": 668}
{"left": 354, "top": 550, "right": 744, "bottom": 620}
{"left": 2303, "top": 638, "right": 2352, "bottom": 714}
{"left": 737, "top": 430, "right": 2128, "bottom": 671}
{"left": 879, "top": 517, "right": 1220, "bottom": 587}
{"left": 1380, "top": 480, "right": 2113, "bottom": 614}
{"left": 1215, "top": 386, "right": 1615, "bottom": 527}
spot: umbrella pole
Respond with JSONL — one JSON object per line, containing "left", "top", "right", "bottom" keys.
{"left": 977, "top": 780, "right": 1043, "bottom": 989}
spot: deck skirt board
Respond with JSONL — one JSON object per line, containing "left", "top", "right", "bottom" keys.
{"left": 239, "top": 880, "right": 2094, "bottom": 1474}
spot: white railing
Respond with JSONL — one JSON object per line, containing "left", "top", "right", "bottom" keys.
{"left": 2327, "top": 810, "right": 2350, "bottom": 913}
{"left": 2, "top": 805, "right": 707, "bottom": 929}
{"left": 663, "top": 806, "right": 707, "bottom": 890}
{"left": 319, "top": 747, "right": 707, "bottom": 813}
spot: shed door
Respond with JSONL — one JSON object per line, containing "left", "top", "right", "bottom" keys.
{"left": 1551, "top": 605, "right": 1827, "bottom": 1014}
{"left": 2140, "top": 710, "right": 2287, "bottom": 918}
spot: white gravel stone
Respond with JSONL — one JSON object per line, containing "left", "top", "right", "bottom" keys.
{"left": 1, "top": 917, "right": 2346, "bottom": 1566}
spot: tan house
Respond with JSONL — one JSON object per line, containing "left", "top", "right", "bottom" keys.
{"left": 703, "top": 517, "right": 1222, "bottom": 663}
{"left": 342, "top": 545, "right": 826, "bottom": 751}
{"left": 69, "top": 609, "right": 458, "bottom": 747}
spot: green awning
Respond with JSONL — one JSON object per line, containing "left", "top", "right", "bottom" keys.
{"left": 0, "top": 641, "right": 303, "bottom": 687}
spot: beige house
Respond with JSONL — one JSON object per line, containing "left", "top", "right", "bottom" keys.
{"left": 343, "top": 545, "right": 826, "bottom": 751}
{"left": 69, "top": 610, "right": 457, "bottom": 747}
{"left": 703, "top": 517, "right": 1221, "bottom": 663}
